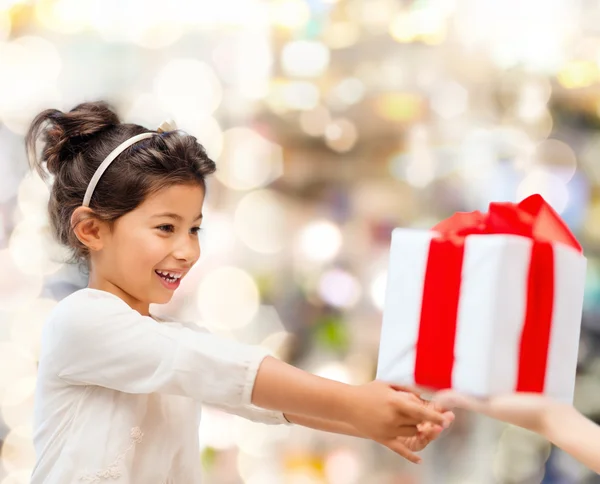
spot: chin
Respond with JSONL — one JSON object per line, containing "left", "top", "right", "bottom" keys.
{"left": 153, "top": 291, "right": 176, "bottom": 305}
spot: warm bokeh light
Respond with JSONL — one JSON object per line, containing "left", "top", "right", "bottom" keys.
{"left": 196, "top": 266, "right": 260, "bottom": 330}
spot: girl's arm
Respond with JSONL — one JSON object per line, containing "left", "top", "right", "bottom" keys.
{"left": 434, "top": 391, "right": 600, "bottom": 474}
{"left": 252, "top": 356, "right": 451, "bottom": 462}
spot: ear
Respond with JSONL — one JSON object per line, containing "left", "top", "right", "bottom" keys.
{"left": 71, "top": 206, "right": 110, "bottom": 252}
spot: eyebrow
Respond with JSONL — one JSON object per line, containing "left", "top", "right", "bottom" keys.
{"left": 152, "top": 212, "right": 203, "bottom": 221}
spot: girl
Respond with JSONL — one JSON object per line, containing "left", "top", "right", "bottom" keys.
{"left": 26, "top": 102, "right": 453, "bottom": 483}
{"left": 434, "top": 391, "right": 600, "bottom": 473}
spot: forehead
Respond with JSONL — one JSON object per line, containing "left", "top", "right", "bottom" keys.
{"left": 136, "top": 184, "right": 205, "bottom": 217}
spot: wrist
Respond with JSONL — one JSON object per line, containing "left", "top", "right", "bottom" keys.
{"left": 334, "top": 384, "right": 361, "bottom": 425}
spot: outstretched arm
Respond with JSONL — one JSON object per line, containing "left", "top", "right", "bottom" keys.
{"left": 434, "top": 391, "right": 600, "bottom": 474}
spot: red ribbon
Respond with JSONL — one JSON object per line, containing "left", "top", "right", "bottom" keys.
{"left": 413, "top": 194, "right": 582, "bottom": 391}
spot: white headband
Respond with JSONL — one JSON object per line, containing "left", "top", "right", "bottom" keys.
{"left": 82, "top": 119, "right": 177, "bottom": 207}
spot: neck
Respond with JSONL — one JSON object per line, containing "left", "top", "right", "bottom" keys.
{"left": 87, "top": 271, "right": 150, "bottom": 316}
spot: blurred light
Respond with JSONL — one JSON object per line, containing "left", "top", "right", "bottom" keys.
{"left": 516, "top": 169, "right": 569, "bottom": 214}
{"left": 322, "top": 22, "right": 360, "bottom": 49}
{"left": 313, "top": 362, "right": 351, "bottom": 384}
{"left": 370, "top": 270, "right": 387, "bottom": 311}
{"left": 299, "top": 106, "right": 331, "bottom": 137}
{"left": 285, "top": 471, "right": 325, "bottom": 484}
{"left": 389, "top": 6, "right": 447, "bottom": 44}
{"left": 330, "top": 78, "right": 365, "bottom": 107}
{"left": 0, "top": 36, "right": 62, "bottom": 134}
{"left": 10, "top": 298, "right": 57, "bottom": 361}
{"left": 0, "top": 343, "right": 37, "bottom": 402}
{"left": 1, "top": 470, "right": 34, "bottom": 484}
{"left": 282, "top": 41, "right": 330, "bottom": 78}
{"left": 174, "top": 112, "right": 224, "bottom": 160}
{"left": 17, "top": 172, "right": 49, "bottom": 222}
{"left": 324, "top": 118, "right": 358, "bottom": 152}
{"left": 297, "top": 220, "right": 342, "bottom": 263}
{"left": 557, "top": 61, "right": 598, "bottom": 89}
{"left": 1, "top": 395, "right": 34, "bottom": 431}
{"left": 317, "top": 269, "right": 361, "bottom": 309}
{"left": 389, "top": 12, "right": 415, "bottom": 43}
{"left": 493, "top": 426, "right": 549, "bottom": 482}
{"left": 200, "top": 212, "right": 236, "bottom": 258}
{"left": 518, "top": 80, "right": 552, "bottom": 122}
{"left": 212, "top": 35, "right": 273, "bottom": 101}
{"left": 243, "top": 469, "right": 282, "bottom": 484}
{"left": 216, "top": 128, "right": 283, "bottom": 190}
{"left": 127, "top": 0, "right": 184, "bottom": 49}
{"left": 198, "top": 407, "right": 236, "bottom": 451}
{"left": 375, "top": 93, "right": 423, "bottom": 122}
{"left": 196, "top": 266, "right": 260, "bottom": 330}
{"left": 35, "top": 0, "right": 88, "bottom": 35}
{"left": 0, "top": 250, "right": 43, "bottom": 312}
{"left": 0, "top": 9, "right": 11, "bottom": 41}
{"left": 9, "top": 220, "right": 65, "bottom": 276}
{"left": 233, "top": 416, "right": 291, "bottom": 457}
{"left": 269, "top": 0, "right": 311, "bottom": 30}
{"left": 405, "top": 125, "right": 435, "bottom": 187}
{"left": 260, "top": 331, "right": 292, "bottom": 359}
{"left": 430, "top": 81, "right": 468, "bottom": 119}
{"left": 124, "top": 92, "right": 171, "bottom": 130}
{"left": 235, "top": 190, "right": 286, "bottom": 254}
{"left": 533, "top": 139, "right": 577, "bottom": 183}
{"left": 360, "top": 0, "right": 400, "bottom": 35}
{"left": 1, "top": 425, "right": 35, "bottom": 472}
{"left": 325, "top": 448, "right": 362, "bottom": 484}
{"left": 154, "top": 59, "right": 222, "bottom": 118}
{"left": 1, "top": 377, "right": 36, "bottom": 407}
{"left": 281, "top": 81, "right": 320, "bottom": 111}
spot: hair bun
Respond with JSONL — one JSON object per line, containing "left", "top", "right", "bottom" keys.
{"left": 27, "top": 101, "right": 120, "bottom": 177}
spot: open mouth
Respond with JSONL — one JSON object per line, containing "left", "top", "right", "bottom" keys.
{"left": 155, "top": 270, "right": 182, "bottom": 284}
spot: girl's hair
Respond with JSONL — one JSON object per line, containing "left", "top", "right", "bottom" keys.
{"left": 25, "top": 101, "right": 216, "bottom": 264}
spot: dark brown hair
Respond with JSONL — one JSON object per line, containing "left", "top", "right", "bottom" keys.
{"left": 25, "top": 101, "right": 216, "bottom": 264}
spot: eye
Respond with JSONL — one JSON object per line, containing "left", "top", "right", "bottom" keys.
{"left": 157, "top": 224, "right": 175, "bottom": 233}
{"left": 190, "top": 227, "right": 202, "bottom": 236}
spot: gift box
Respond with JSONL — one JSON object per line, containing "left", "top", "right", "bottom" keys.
{"left": 376, "top": 195, "right": 586, "bottom": 403}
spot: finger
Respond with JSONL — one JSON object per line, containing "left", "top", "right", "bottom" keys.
{"left": 395, "top": 425, "right": 419, "bottom": 437}
{"left": 433, "top": 390, "right": 485, "bottom": 412}
{"left": 384, "top": 438, "right": 422, "bottom": 464}
{"left": 389, "top": 384, "right": 423, "bottom": 397}
{"left": 403, "top": 400, "right": 448, "bottom": 426}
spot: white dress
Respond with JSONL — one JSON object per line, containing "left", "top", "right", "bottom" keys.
{"left": 32, "top": 288, "right": 288, "bottom": 483}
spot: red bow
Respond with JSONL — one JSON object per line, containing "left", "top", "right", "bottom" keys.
{"left": 432, "top": 194, "right": 581, "bottom": 252}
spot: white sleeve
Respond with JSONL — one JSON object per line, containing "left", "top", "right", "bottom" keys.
{"left": 179, "top": 322, "right": 290, "bottom": 425}
{"left": 207, "top": 403, "right": 290, "bottom": 425}
{"left": 43, "top": 290, "right": 270, "bottom": 407}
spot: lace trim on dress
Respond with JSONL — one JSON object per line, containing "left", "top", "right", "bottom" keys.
{"left": 78, "top": 427, "right": 144, "bottom": 482}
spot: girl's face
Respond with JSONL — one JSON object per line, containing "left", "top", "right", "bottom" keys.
{"left": 90, "top": 183, "right": 205, "bottom": 315}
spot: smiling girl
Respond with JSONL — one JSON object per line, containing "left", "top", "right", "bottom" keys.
{"left": 26, "top": 102, "right": 452, "bottom": 483}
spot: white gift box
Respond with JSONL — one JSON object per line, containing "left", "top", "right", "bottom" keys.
{"left": 376, "top": 228, "right": 586, "bottom": 403}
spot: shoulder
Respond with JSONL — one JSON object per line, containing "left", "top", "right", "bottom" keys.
{"left": 52, "top": 288, "right": 132, "bottom": 321}
{"left": 46, "top": 289, "right": 147, "bottom": 342}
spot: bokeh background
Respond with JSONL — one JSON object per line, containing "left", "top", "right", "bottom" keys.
{"left": 1, "top": 0, "right": 600, "bottom": 482}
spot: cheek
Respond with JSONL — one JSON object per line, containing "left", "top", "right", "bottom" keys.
{"left": 113, "top": 230, "right": 169, "bottom": 272}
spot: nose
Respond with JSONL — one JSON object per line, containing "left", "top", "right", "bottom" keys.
{"left": 173, "top": 234, "right": 200, "bottom": 265}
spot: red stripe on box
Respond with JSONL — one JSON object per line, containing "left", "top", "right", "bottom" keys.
{"left": 414, "top": 238, "right": 465, "bottom": 389}
{"left": 516, "top": 241, "right": 554, "bottom": 392}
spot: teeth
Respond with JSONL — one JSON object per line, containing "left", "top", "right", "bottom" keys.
{"left": 156, "top": 270, "right": 182, "bottom": 280}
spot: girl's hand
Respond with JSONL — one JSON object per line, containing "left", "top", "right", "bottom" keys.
{"left": 346, "top": 381, "right": 452, "bottom": 462}
{"left": 406, "top": 400, "right": 455, "bottom": 449}
{"left": 433, "top": 390, "right": 562, "bottom": 434}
